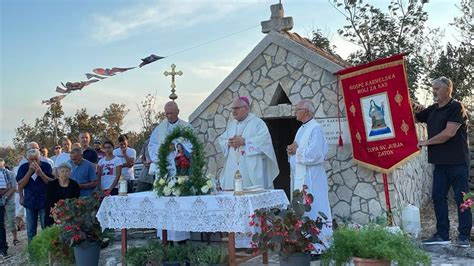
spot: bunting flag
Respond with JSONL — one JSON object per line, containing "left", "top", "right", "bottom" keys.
{"left": 59, "top": 79, "right": 99, "bottom": 93}
{"left": 85, "top": 73, "right": 107, "bottom": 80}
{"left": 56, "top": 86, "right": 68, "bottom": 94}
{"left": 92, "top": 67, "right": 135, "bottom": 76}
{"left": 336, "top": 53, "right": 419, "bottom": 173}
{"left": 47, "top": 53, "right": 165, "bottom": 101}
{"left": 139, "top": 54, "right": 165, "bottom": 67}
{"left": 42, "top": 95, "right": 66, "bottom": 105}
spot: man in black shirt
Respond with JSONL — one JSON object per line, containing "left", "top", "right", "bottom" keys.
{"left": 79, "top": 132, "right": 98, "bottom": 165}
{"left": 416, "top": 77, "right": 471, "bottom": 247}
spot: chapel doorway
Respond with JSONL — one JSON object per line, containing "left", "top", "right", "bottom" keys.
{"left": 264, "top": 118, "right": 301, "bottom": 199}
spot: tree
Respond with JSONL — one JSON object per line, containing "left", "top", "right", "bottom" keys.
{"left": 13, "top": 103, "right": 66, "bottom": 152}
{"left": 133, "top": 93, "right": 166, "bottom": 156}
{"left": 311, "top": 29, "right": 337, "bottom": 54}
{"left": 0, "top": 147, "right": 18, "bottom": 168}
{"left": 428, "top": 43, "right": 472, "bottom": 102}
{"left": 64, "top": 108, "right": 106, "bottom": 142}
{"left": 331, "top": 0, "right": 431, "bottom": 100}
{"left": 136, "top": 93, "right": 165, "bottom": 137}
{"left": 102, "top": 103, "right": 129, "bottom": 142}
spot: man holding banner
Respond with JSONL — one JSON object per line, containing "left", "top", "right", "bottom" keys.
{"left": 416, "top": 77, "right": 471, "bottom": 247}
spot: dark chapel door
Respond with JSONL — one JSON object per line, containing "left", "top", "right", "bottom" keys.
{"left": 264, "top": 118, "right": 301, "bottom": 199}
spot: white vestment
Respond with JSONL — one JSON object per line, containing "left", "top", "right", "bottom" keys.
{"left": 289, "top": 119, "right": 333, "bottom": 253}
{"left": 148, "top": 118, "right": 192, "bottom": 241}
{"left": 218, "top": 113, "right": 279, "bottom": 248}
{"left": 218, "top": 113, "right": 279, "bottom": 190}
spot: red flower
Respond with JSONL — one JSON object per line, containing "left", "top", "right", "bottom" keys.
{"left": 294, "top": 220, "right": 303, "bottom": 229}
{"left": 72, "top": 234, "right": 82, "bottom": 242}
{"left": 305, "top": 243, "right": 315, "bottom": 251}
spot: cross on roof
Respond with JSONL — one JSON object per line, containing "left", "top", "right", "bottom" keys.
{"left": 164, "top": 64, "right": 183, "bottom": 101}
{"left": 261, "top": 3, "right": 293, "bottom": 34}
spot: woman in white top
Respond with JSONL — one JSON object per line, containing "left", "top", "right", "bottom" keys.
{"left": 97, "top": 140, "right": 122, "bottom": 196}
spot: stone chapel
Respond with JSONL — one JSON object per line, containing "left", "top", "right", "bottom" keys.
{"left": 189, "top": 3, "right": 433, "bottom": 225}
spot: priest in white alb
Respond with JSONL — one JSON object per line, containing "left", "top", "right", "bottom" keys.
{"left": 148, "top": 101, "right": 192, "bottom": 242}
{"left": 218, "top": 96, "right": 279, "bottom": 248}
{"left": 218, "top": 96, "right": 279, "bottom": 190}
{"left": 287, "top": 99, "right": 333, "bottom": 255}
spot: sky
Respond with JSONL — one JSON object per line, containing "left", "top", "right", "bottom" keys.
{"left": 0, "top": 0, "right": 460, "bottom": 147}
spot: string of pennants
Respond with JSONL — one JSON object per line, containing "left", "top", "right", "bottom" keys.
{"left": 42, "top": 54, "right": 164, "bottom": 105}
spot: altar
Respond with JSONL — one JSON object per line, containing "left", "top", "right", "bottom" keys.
{"left": 96, "top": 190, "right": 289, "bottom": 265}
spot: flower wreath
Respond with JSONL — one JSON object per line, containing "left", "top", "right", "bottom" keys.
{"left": 153, "top": 126, "right": 214, "bottom": 196}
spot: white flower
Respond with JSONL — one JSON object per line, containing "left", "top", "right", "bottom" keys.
{"left": 173, "top": 188, "right": 181, "bottom": 196}
{"left": 158, "top": 178, "right": 166, "bottom": 185}
{"left": 201, "top": 185, "right": 210, "bottom": 194}
{"left": 163, "top": 187, "right": 172, "bottom": 196}
{"left": 168, "top": 179, "right": 176, "bottom": 188}
{"left": 206, "top": 180, "right": 213, "bottom": 188}
{"left": 177, "top": 176, "right": 185, "bottom": 185}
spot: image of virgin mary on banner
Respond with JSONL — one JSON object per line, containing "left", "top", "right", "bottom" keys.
{"left": 336, "top": 53, "right": 419, "bottom": 173}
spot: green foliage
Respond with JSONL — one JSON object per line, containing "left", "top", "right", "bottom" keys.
{"left": 163, "top": 244, "right": 188, "bottom": 263}
{"left": 331, "top": 0, "right": 430, "bottom": 100}
{"left": 0, "top": 147, "right": 18, "bottom": 168}
{"left": 427, "top": 43, "right": 473, "bottom": 102}
{"left": 426, "top": 1, "right": 473, "bottom": 105}
{"left": 192, "top": 245, "right": 228, "bottom": 265}
{"left": 13, "top": 102, "right": 130, "bottom": 151}
{"left": 29, "top": 225, "right": 74, "bottom": 265}
{"left": 154, "top": 126, "right": 212, "bottom": 196}
{"left": 126, "top": 240, "right": 164, "bottom": 266}
{"left": 322, "top": 225, "right": 431, "bottom": 266}
{"left": 251, "top": 187, "right": 327, "bottom": 259}
{"left": 311, "top": 29, "right": 337, "bottom": 54}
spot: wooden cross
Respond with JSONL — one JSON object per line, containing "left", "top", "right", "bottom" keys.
{"left": 164, "top": 64, "right": 183, "bottom": 101}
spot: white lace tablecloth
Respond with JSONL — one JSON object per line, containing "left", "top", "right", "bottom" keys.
{"left": 96, "top": 190, "right": 289, "bottom": 233}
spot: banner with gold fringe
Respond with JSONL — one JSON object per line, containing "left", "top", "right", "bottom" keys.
{"left": 336, "top": 53, "right": 419, "bottom": 174}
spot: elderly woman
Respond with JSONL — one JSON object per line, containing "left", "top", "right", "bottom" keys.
{"left": 44, "top": 162, "right": 80, "bottom": 227}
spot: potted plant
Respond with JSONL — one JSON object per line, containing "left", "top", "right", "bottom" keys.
{"left": 29, "top": 225, "right": 74, "bottom": 265}
{"left": 126, "top": 240, "right": 164, "bottom": 266}
{"left": 322, "top": 225, "right": 431, "bottom": 266}
{"left": 250, "top": 186, "right": 327, "bottom": 266}
{"left": 51, "top": 193, "right": 103, "bottom": 266}
{"left": 192, "top": 245, "right": 228, "bottom": 266}
{"left": 162, "top": 244, "right": 187, "bottom": 266}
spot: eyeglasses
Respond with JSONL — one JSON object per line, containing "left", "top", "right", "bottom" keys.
{"left": 296, "top": 108, "right": 308, "bottom": 112}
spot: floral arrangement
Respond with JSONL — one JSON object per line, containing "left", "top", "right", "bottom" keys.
{"left": 154, "top": 126, "right": 215, "bottom": 197}
{"left": 250, "top": 186, "right": 327, "bottom": 259}
{"left": 154, "top": 173, "right": 216, "bottom": 196}
{"left": 51, "top": 193, "right": 102, "bottom": 247}
{"left": 460, "top": 192, "right": 474, "bottom": 212}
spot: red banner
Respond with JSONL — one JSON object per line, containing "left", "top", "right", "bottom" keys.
{"left": 337, "top": 54, "right": 419, "bottom": 173}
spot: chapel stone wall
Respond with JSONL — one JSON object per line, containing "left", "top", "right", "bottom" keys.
{"left": 190, "top": 42, "right": 433, "bottom": 226}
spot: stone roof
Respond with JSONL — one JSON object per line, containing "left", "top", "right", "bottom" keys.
{"left": 281, "top": 31, "right": 351, "bottom": 68}
{"left": 189, "top": 30, "right": 348, "bottom": 121}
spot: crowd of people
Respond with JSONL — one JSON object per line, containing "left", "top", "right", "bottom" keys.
{"left": 0, "top": 132, "right": 138, "bottom": 259}
{"left": 0, "top": 76, "right": 470, "bottom": 259}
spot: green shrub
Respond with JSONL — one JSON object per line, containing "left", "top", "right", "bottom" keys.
{"left": 322, "top": 225, "right": 430, "bottom": 266}
{"left": 125, "top": 240, "right": 164, "bottom": 266}
{"left": 29, "top": 225, "right": 74, "bottom": 265}
{"left": 193, "top": 245, "right": 228, "bottom": 264}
